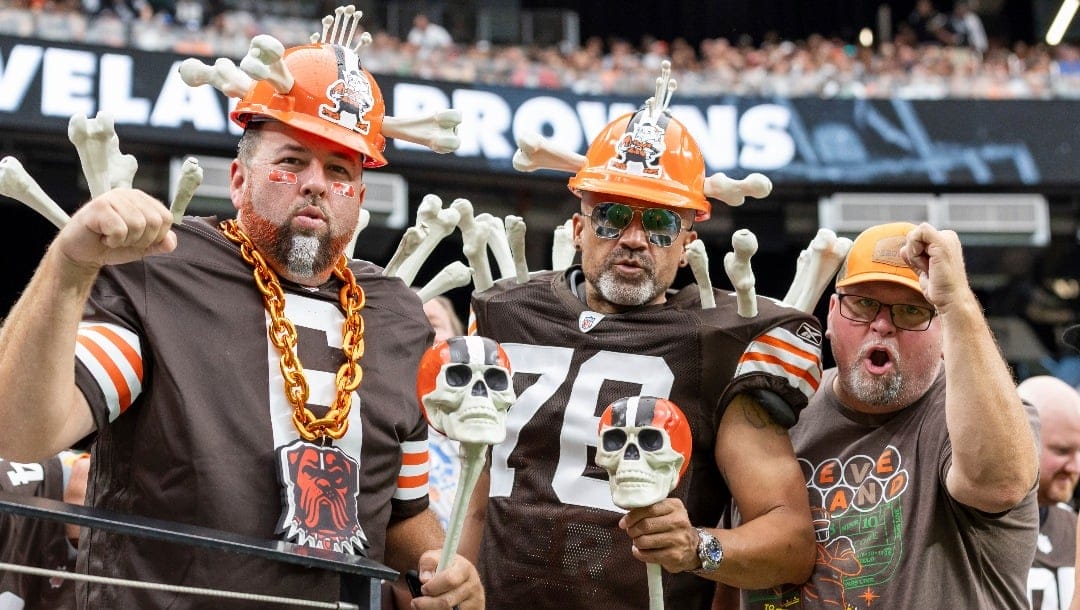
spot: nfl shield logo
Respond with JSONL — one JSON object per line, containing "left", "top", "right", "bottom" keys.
{"left": 579, "top": 311, "right": 605, "bottom": 333}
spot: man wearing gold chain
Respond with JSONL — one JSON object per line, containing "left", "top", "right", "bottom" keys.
{"left": 0, "top": 8, "right": 481, "bottom": 610}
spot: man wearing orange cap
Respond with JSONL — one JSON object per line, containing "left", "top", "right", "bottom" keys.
{"left": 463, "top": 68, "right": 823, "bottom": 608}
{"left": 0, "top": 7, "right": 481, "bottom": 609}
{"left": 744, "top": 222, "right": 1040, "bottom": 608}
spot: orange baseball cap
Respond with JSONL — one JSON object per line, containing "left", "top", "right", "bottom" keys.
{"left": 835, "top": 222, "right": 923, "bottom": 294}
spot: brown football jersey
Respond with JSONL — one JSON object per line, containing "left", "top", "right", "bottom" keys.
{"left": 471, "top": 268, "right": 823, "bottom": 609}
{"left": 72, "top": 218, "right": 432, "bottom": 609}
{"left": 1030, "top": 503, "right": 1077, "bottom": 609}
{"left": 0, "top": 454, "right": 78, "bottom": 610}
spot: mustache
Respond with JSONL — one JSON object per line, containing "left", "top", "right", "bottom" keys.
{"left": 293, "top": 196, "right": 328, "bottom": 218}
{"left": 605, "top": 247, "right": 654, "bottom": 271}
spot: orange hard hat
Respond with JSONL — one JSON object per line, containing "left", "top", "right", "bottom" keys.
{"left": 569, "top": 108, "right": 711, "bottom": 222}
{"left": 231, "top": 43, "right": 388, "bottom": 168}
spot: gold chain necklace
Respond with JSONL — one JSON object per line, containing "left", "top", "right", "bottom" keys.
{"left": 220, "top": 219, "right": 366, "bottom": 442}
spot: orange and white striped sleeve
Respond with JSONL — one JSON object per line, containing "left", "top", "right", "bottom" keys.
{"left": 393, "top": 439, "right": 430, "bottom": 502}
{"left": 75, "top": 322, "right": 144, "bottom": 422}
{"left": 735, "top": 322, "right": 823, "bottom": 402}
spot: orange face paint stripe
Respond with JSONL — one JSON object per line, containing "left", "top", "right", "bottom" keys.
{"left": 268, "top": 169, "right": 298, "bottom": 184}
{"left": 330, "top": 182, "right": 357, "bottom": 198}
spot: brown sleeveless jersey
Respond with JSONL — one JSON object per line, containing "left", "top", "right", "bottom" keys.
{"left": 471, "top": 269, "right": 823, "bottom": 609}
{"left": 72, "top": 218, "right": 433, "bottom": 609}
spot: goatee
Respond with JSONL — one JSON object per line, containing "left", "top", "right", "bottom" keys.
{"left": 239, "top": 199, "right": 349, "bottom": 280}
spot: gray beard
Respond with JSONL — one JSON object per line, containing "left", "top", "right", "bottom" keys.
{"left": 841, "top": 359, "right": 906, "bottom": 408}
{"left": 286, "top": 235, "right": 320, "bottom": 279}
{"left": 595, "top": 271, "right": 657, "bottom": 307}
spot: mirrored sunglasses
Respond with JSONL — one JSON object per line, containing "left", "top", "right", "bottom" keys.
{"left": 589, "top": 202, "right": 688, "bottom": 248}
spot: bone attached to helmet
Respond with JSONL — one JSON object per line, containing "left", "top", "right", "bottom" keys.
{"left": 596, "top": 396, "right": 692, "bottom": 510}
{"left": 416, "top": 336, "right": 516, "bottom": 446}
{"left": 512, "top": 60, "right": 773, "bottom": 223}
{"left": 179, "top": 6, "right": 462, "bottom": 168}
{"left": 231, "top": 41, "right": 388, "bottom": 167}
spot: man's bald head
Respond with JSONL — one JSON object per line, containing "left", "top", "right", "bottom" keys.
{"left": 1019, "top": 375, "right": 1080, "bottom": 506}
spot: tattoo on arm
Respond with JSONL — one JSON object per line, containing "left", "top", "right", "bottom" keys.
{"left": 741, "top": 400, "right": 786, "bottom": 436}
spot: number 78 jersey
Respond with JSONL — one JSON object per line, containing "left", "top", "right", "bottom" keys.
{"left": 470, "top": 268, "right": 823, "bottom": 609}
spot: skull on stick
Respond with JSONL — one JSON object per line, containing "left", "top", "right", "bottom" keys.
{"left": 417, "top": 336, "right": 515, "bottom": 445}
{"left": 595, "top": 396, "right": 692, "bottom": 509}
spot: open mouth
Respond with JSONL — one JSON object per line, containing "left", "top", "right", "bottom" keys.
{"left": 866, "top": 347, "right": 893, "bottom": 374}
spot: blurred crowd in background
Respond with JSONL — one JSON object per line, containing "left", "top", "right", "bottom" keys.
{"left": 3, "top": 0, "right": 1080, "bottom": 99}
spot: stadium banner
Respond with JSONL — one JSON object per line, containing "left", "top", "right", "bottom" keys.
{"left": 1, "top": 34, "right": 1077, "bottom": 188}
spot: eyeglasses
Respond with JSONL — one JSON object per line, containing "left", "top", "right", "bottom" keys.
{"left": 587, "top": 202, "right": 690, "bottom": 248}
{"left": 836, "top": 294, "right": 936, "bottom": 331}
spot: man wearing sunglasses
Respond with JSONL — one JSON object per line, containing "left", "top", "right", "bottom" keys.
{"left": 743, "top": 221, "right": 1040, "bottom": 609}
{"left": 464, "top": 77, "right": 825, "bottom": 609}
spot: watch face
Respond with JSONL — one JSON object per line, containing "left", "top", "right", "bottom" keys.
{"left": 697, "top": 529, "right": 723, "bottom": 571}
{"left": 706, "top": 542, "right": 723, "bottom": 563}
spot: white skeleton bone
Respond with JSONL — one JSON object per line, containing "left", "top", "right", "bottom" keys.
{"left": 704, "top": 172, "right": 772, "bottom": 207}
{"left": 319, "top": 15, "right": 335, "bottom": 43}
{"left": 68, "top": 113, "right": 120, "bottom": 199}
{"left": 452, "top": 198, "right": 494, "bottom": 293}
{"left": 317, "top": 4, "right": 370, "bottom": 50}
{"left": 383, "top": 226, "right": 424, "bottom": 278}
{"left": 384, "top": 195, "right": 441, "bottom": 276}
{"left": 170, "top": 157, "right": 202, "bottom": 224}
{"left": 239, "top": 35, "right": 294, "bottom": 94}
{"left": 685, "top": 239, "right": 715, "bottom": 309}
{"left": 178, "top": 57, "right": 254, "bottom": 98}
{"left": 505, "top": 216, "right": 529, "bottom": 283}
{"left": 106, "top": 149, "right": 139, "bottom": 192}
{"left": 344, "top": 208, "right": 371, "bottom": 260}
{"left": 477, "top": 214, "right": 516, "bottom": 280}
{"left": 417, "top": 261, "right": 473, "bottom": 303}
{"left": 551, "top": 219, "right": 576, "bottom": 271}
{"left": 383, "top": 110, "right": 462, "bottom": 154}
{"left": 512, "top": 132, "right": 587, "bottom": 174}
{"left": 390, "top": 194, "right": 460, "bottom": 286}
{"left": 783, "top": 229, "right": 853, "bottom": 313}
{"left": 0, "top": 157, "right": 70, "bottom": 229}
{"left": 724, "top": 229, "right": 759, "bottom": 318}
{"left": 330, "top": 5, "right": 350, "bottom": 45}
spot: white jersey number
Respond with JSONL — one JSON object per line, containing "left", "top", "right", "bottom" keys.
{"left": 1029, "top": 565, "right": 1076, "bottom": 609}
{"left": 490, "top": 344, "right": 674, "bottom": 512}
{"left": 4, "top": 462, "right": 44, "bottom": 487}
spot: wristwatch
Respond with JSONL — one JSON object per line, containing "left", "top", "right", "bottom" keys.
{"left": 693, "top": 527, "right": 724, "bottom": 574}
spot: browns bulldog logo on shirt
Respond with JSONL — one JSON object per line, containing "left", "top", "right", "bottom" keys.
{"left": 275, "top": 440, "right": 369, "bottom": 555}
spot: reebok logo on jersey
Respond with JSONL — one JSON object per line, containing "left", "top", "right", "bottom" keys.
{"left": 579, "top": 311, "right": 605, "bottom": 333}
{"left": 796, "top": 322, "right": 822, "bottom": 346}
